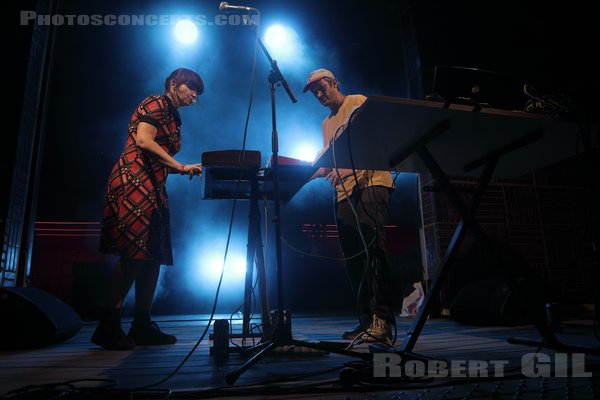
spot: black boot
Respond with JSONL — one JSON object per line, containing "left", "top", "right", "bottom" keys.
{"left": 91, "top": 308, "right": 136, "bottom": 350}
{"left": 128, "top": 311, "right": 176, "bottom": 345}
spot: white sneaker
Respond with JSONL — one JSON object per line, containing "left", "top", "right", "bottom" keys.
{"left": 359, "top": 314, "right": 393, "bottom": 344}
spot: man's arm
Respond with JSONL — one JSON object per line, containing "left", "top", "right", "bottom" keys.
{"left": 310, "top": 167, "right": 331, "bottom": 181}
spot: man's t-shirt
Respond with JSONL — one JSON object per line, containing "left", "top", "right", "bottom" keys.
{"left": 321, "top": 94, "right": 394, "bottom": 202}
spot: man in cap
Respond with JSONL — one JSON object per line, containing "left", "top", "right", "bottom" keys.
{"left": 304, "top": 68, "right": 395, "bottom": 344}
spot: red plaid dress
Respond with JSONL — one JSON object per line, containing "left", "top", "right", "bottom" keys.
{"left": 99, "top": 95, "right": 182, "bottom": 264}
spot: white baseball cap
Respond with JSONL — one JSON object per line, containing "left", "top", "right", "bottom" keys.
{"left": 303, "top": 68, "right": 336, "bottom": 93}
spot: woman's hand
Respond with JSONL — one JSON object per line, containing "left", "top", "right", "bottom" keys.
{"left": 181, "top": 163, "right": 202, "bottom": 180}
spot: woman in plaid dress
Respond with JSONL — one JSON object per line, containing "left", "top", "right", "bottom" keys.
{"left": 93, "top": 68, "right": 203, "bottom": 350}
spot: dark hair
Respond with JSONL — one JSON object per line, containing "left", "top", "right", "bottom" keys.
{"left": 164, "top": 68, "right": 204, "bottom": 94}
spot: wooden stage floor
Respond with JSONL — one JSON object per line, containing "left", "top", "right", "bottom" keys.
{"left": 1, "top": 312, "right": 599, "bottom": 399}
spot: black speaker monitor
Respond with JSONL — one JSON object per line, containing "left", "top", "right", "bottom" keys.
{"left": 433, "top": 65, "right": 527, "bottom": 111}
{"left": 0, "top": 287, "right": 83, "bottom": 349}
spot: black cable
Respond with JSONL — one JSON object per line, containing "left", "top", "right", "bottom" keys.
{"left": 152, "top": 356, "right": 600, "bottom": 399}
{"left": 1, "top": 379, "right": 121, "bottom": 400}
{"left": 170, "top": 364, "right": 346, "bottom": 399}
{"left": 345, "top": 104, "right": 379, "bottom": 226}
{"left": 227, "top": 269, "right": 261, "bottom": 349}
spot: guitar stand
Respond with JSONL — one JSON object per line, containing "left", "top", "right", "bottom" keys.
{"left": 389, "top": 121, "right": 600, "bottom": 361}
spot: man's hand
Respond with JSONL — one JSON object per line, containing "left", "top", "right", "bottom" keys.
{"left": 325, "top": 168, "right": 354, "bottom": 186}
{"left": 310, "top": 167, "right": 332, "bottom": 181}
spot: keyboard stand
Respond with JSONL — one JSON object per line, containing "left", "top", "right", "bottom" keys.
{"left": 312, "top": 96, "right": 600, "bottom": 360}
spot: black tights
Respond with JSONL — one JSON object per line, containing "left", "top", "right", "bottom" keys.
{"left": 105, "top": 258, "right": 160, "bottom": 316}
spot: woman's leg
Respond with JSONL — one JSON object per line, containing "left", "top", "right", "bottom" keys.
{"left": 133, "top": 260, "right": 160, "bottom": 323}
{"left": 128, "top": 261, "right": 177, "bottom": 345}
{"left": 106, "top": 258, "right": 143, "bottom": 308}
{"left": 91, "top": 257, "right": 143, "bottom": 350}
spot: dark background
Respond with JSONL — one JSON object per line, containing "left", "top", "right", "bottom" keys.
{"left": 7, "top": 0, "right": 598, "bottom": 316}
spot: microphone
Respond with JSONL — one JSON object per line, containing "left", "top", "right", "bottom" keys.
{"left": 219, "top": 2, "right": 257, "bottom": 13}
{"left": 174, "top": 89, "right": 196, "bottom": 106}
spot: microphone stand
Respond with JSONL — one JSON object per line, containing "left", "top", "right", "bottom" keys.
{"left": 225, "top": 22, "right": 369, "bottom": 386}
{"left": 261, "top": 34, "right": 296, "bottom": 350}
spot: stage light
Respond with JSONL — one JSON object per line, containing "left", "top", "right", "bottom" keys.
{"left": 207, "top": 254, "right": 247, "bottom": 279}
{"left": 264, "top": 24, "right": 289, "bottom": 49}
{"left": 231, "top": 256, "right": 247, "bottom": 275}
{"left": 174, "top": 19, "right": 198, "bottom": 44}
{"left": 294, "top": 143, "right": 320, "bottom": 162}
{"left": 210, "top": 258, "right": 224, "bottom": 275}
{"left": 263, "top": 24, "right": 302, "bottom": 61}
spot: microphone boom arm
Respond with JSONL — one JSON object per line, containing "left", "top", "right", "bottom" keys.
{"left": 256, "top": 31, "right": 297, "bottom": 104}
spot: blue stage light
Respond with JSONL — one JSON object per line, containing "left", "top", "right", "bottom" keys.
{"left": 264, "top": 24, "right": 289, "bottom": 49}
{"left": 208, "top": 254, "right": 247, "bottom": 279}
{"left": 174, "top": 19, "right": 198, "bottom": 44}
{"left": 294, "top": 143, "right": 321, "bottom": 163}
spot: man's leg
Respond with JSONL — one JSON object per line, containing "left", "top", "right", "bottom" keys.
{"left": 336, "top": 196, "right": 372, "bottom": 338}
{"left": 359, "top": 186, "right": 393, "bottom": 319}
{"left": 357, "top": 186, "right": 395, "bottom": 343}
